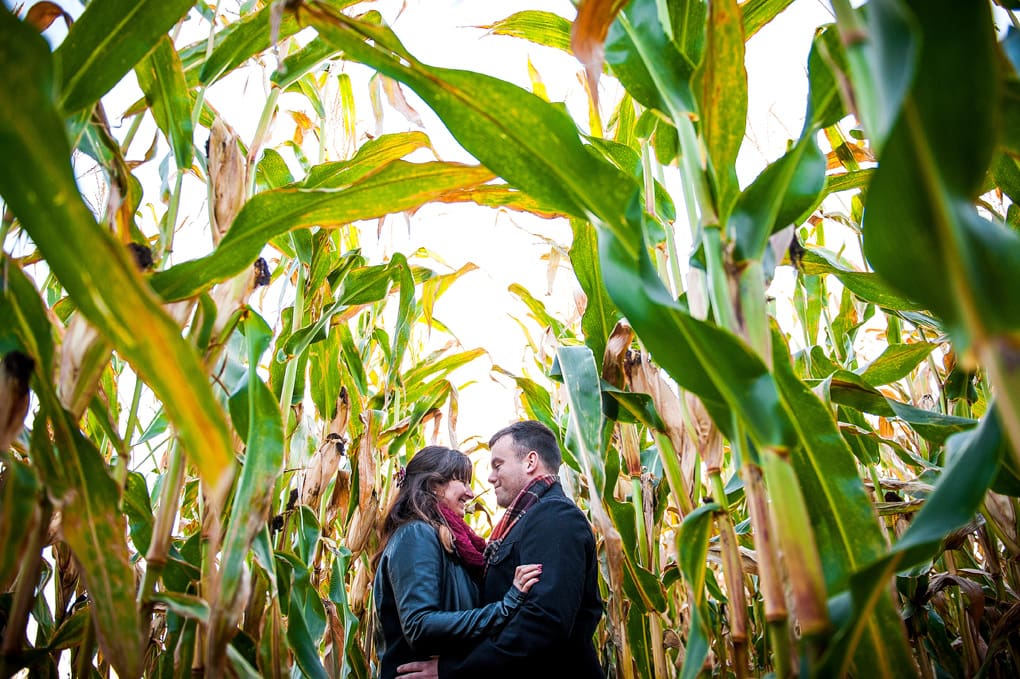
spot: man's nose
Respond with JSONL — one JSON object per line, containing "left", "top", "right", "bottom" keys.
{"left": 488, "top": 470, "right": 496, "bottom": 485}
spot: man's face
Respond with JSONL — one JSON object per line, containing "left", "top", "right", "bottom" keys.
{"left": 488, "top": 435, "right": 532, "bottom": 508}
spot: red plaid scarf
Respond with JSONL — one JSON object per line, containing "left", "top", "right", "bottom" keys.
{"left": 483, "top": 475, "right": 558, "bottom": 571}
{"left": 438, "top": 503, "right": 487, "bottom": 578}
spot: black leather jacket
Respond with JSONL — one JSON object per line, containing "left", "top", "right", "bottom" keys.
{"left": 373, "top": 521, "right": 525, "bottom": 679}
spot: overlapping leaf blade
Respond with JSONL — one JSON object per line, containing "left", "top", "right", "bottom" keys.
{"left": 55, "top": 0, "right": 197, "bottom": 112}
{"left": 772, "top": 331, "right": 914, "bottom": 677}
{"left": 152, "top": 161, "right": 495, "bottom": 300}
{"left": 302, "top": 6, "right": 635, "bottom": 239}
{"left": 135, "top": 35, "right": 194, "bottom": 170}
{"left": 0, "top": 10, "right": 235, "bottom": 501}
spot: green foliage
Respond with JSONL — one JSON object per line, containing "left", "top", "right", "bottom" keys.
{"left": 2, "top": 1, "right": 1019, "bottom": 678}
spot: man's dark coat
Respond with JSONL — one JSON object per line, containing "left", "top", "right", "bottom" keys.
{"left": 439, "top": 483, "right": 605, "bottom": 678}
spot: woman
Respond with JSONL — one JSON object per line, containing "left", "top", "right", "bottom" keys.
{"left": 373, "top": 446, "right": 541, "bottom": 679}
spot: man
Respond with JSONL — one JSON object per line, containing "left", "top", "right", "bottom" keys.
{"left": 397, "top": 420, "right": 605, "bottom": 679}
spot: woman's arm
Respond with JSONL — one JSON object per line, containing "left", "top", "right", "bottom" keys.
{"left": 387, "top": 523, "right": 531, "bottom": 652}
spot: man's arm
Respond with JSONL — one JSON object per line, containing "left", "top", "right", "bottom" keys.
{"left": 438, "top": 501, "right": 591, "bottom": 676}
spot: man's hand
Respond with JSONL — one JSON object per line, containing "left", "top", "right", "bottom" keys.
{"left": 396, "top": 658, "right": 439, "bottom": 679}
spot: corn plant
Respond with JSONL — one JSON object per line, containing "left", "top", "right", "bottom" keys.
{"left": 2, "top": 0, "right": 1020, "bottom": 678}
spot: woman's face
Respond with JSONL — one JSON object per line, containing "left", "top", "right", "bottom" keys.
{"left": 435, "top": 478, "right": 474, "bottom": 516}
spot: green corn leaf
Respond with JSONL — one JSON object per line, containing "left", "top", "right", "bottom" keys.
{"left": 303, "top": 7, "right": 634, "bottom": 240}
{"left": 729, "top": 132, "right": 826, "bottom": 262}
{"left": 385, "top": 383, "right": 452, "bottom": 457}
{"left": 557, "top": 346, "right": 608, "bottom": 499}
{"left": 1, "top": 13, "right": 235, "bottom": 502}
{"left": 328, "top": 548, "right": 365, "bottom": 677}
{"left": 862, "top": 0, "right": 1020, "bottom": 344}
{"left": 256, "top": 148, "right": 296, "bottom": 192}
{"left": 0, "top": 453, "right": 40, "bottom": 590}
{"left": 270, "top": 38, "right": 342, "bottom": 90}
{"left": 47, "top": 605, "right": 91, "bottom": 651}
{"left": 799, "top": 248, "right": 925, "bottom": 312}
{"left": 772, "top": 330, "right": 915, "bottom": 676}
{"left": 601, "top": 384, "right": 664, "bottom": 429}
{"left": 666, "top": 0, "right": 707, "bottom": 64}
{"left": 598, "top": 220, "right": 798, "bottom": 450}
{"left": 293, "top": 505, "right": 322, "bottom": 567}
{"left": 1, "top": 273, "right": 63, "bottom": 494}
{"left": 287, "top": 565, "right": 329, "bottom": 679}
{"left": 151, "top": 592, "right": 211, "bottom": 623}
{"left": 480, "top": 11, "right": 572, "bottom": 52}
{"left": 282, "top": 263, "right": 396, "bottom": 358}
{"left": 403, "top": 350, "right": 487, "bottom": 394}
{"left": 509, "top": 284, "right": 570, "bottom": 340}
{"left": 51, "top": 413, "right": 143, "bottom": 679}
{"left": 0, "top": 259, "right": 55, "bottom": 378}
{"left": 198, "top": 4, "right": 301, "bottom": 85}
{"left": 823, "top": 169, "right": 875, "bottom": 197}
{"left": 805, "top": 24, "right": 847, "bottom": 131}
{"left": 135, "top": 35, "right": 194, "bottom": 170}
{"left": 607, "top": 0, "right": 696, "bottom": 118}
{"left": 387, "top": 254, "right": 415, "bottom": 390}
{"left": 213, "top": 311, "right": 284, "bottom": 654}
{"left": 152, "top": 161, "right": 494, "bottom": 300}
{"left": 841, "top": 0, "right": 919, "bottom": 154}
{"left": 694, "top": 0, "right": 746, "bottom": 218}
{"left": 492, "top": 368, "right": 557, "bottom": 439}
{"left": 227, "top": 644, "right": 263, "bottom": 679}
{"left": 569, "top": 220, "right": 620, "bottom": 365}
{"left": 820, "top": 406, "right": 1008, "bottom": 675}
{"left": 301, "top": 131, "right": 433, "bottom": 188}
{"left": 856, "top": 342, "right": 936, "bottom": 386}
{"left": 557, "top": 345, "right": 667, "bottom": 612}
{"left": 741, "top": 0, "right": 797, "bottom": 40}
{"left": 195, "top": 0, "right": 356, "bottom": 86}
{"left": 824, "top": 371, "right": 975, "bottom": 445}
{"left": 123, "top": 471, "right": 155, "bottom": 555}
{"left": 677, "top": 503, "right": 718, "bottom": 679}
{"left": 338, "top": 324, "right": 369, "bottom": 396}
{"left": 55, "top": 0, "right": 196, "bottom": 113}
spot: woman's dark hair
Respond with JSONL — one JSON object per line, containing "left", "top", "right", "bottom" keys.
{"left": 374, "top": 446, "right": 472, "bottom": 563}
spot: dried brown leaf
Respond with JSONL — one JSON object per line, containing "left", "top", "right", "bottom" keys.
{"left": 24, "top": 1, "right": 71, "bottom": 32}
{"left": 601, "top": 321, "right": 633, "bottom": 388}
{"left": 208, "top": 117, "right": 246, "bottom": 242}
{"left": 382, "top": 75, "right": 423, "bottom": 127}
{"left": 570, "top": 0, "right": 628, "bottom": 110}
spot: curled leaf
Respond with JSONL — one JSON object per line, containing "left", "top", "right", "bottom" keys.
{"left": 24, "top": 1, "right": 72, "bottom": 32}
{"left": 570, "top": 0, "right": 629, "bottom": 109}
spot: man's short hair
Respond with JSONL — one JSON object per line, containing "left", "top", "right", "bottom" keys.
{"left": 489, "top": 420, "right": 562, "bottom": 473}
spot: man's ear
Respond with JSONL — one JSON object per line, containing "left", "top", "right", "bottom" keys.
{"left": 524, "top": 451, "right": 539, "bottom": 473}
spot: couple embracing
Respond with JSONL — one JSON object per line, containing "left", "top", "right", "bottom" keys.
{"left": 372, "top": 420, "right": 604, "bottom": 679}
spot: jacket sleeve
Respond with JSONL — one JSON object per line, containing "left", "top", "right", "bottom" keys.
{"left": 438, "top": 501, "right": 592, "bottom": 676}
{"left": 388, "top": 522, "right": 526, "bottom": 654}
